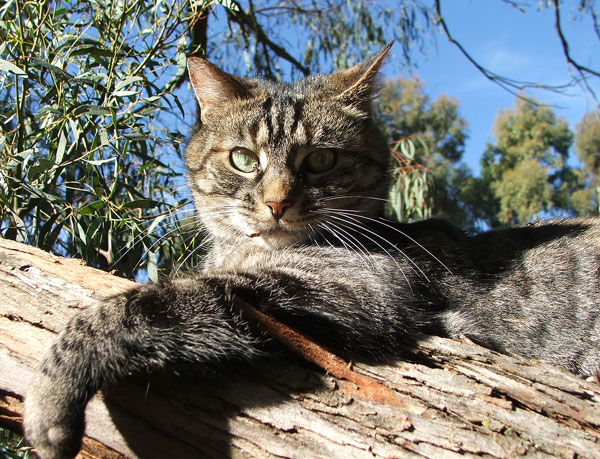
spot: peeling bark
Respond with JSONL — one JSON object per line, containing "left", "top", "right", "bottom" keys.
{"left": 0, "top": 238, "right": 599, "bottom": 458}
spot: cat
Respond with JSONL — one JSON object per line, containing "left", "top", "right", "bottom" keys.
{"left": 24, "top": 44, "right": 600, "bottom": 458}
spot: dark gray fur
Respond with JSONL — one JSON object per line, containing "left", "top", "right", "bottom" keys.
{"left": 24, "top": 46, "right": 600, "bottom": 458}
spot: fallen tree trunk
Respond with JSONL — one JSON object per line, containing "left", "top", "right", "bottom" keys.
{"left": 0, "top": 238, "right": 599, "bottom": 458}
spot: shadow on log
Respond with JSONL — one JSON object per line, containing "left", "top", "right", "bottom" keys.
{"left": 0, "top": 238, "right": 599, "bottom": 458}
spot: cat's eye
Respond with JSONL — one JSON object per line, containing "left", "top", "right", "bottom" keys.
{"left": 305, "top": 148, "right": 336, "bottom": 174}
{"left": 230, "top": 148, "right": 260, "bottom": 173}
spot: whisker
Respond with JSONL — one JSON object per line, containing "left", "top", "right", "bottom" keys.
{"left": 319, "top": 222, "right": 375, "bottom": 269}
{"left": 111, "top": 207, "right": 198, "bottom": 263}
{"left": 172, "top": 233, "right": 214, "bottom": 276}
{"left": 310, "top": 224, "right": 336, "bottom": 250}
{"left": 326, "top": 212, "right": 429, "bottom": 281}
{"left": 347, "top": 213, "right": 453, "bottom": 275}
{"left": 319, "top": 207, "right": 365, "bottom": 214}
{"left": 317, "top": 221, "right": 378, "bottom": 271}
{"left": 112, "top": 213, "right": 204, "bottom": 270}
{"left": 306, "top": 223, "right": 323, "bottom": 248}
{"left": 112, "top": 204, "right": 243, "bottom": 274}
{"left": 322, "top": 214, "right": 414, "bottom": 289}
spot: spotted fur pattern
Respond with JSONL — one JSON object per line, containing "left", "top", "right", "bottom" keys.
{"left": 24, "top": 46, "right": 600, "bottom": 458}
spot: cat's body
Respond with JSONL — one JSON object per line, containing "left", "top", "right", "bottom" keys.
{"left": 24, "top": 45, "right": 600, "bottom": 458}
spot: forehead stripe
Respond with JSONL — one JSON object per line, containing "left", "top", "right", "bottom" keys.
{"left": 269, "top": 100, "right": 281, "bottom": 140}
{"left": 288, "top": 98, "right": 304, "bottom": 137}
{"left": 255, "top": 119, "right": 270, "bottom": 146}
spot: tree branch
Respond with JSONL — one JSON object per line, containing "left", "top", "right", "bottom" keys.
{"left": 232, "top": 297, "right": 422, "bottom": 412}
{"left": 435, "top": 0, "right": 574, "bottom": 100}
{"left": 227, "top": 0, "right": 310, "bottom": 77}
{"left": 1, "top": 238, "right": 599, "bottom": 458}
{"left": 552, "top": 0, "right": 600, "bottom": 106}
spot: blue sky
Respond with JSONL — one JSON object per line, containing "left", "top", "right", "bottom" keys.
{"left": 397, "top": 0, "right": 600, "bottom": 175}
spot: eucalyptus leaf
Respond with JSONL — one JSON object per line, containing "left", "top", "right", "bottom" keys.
{"left": 56, "top": 131, "right": 67, "bottom": 164}
{"left": 216, "top": 0, "right": 239, "bottom": 12}
{"left": 147, "top": 248, "right": 159, "bottom": 282}
{"left": 99, "top": 129, "right": 109, "bottom": 146}
{"left": 85, "top": 157, "right": 116, "bottom": 166}
{"left": 68, "top": 45, "right": 114, "bottom": 58}
{"left": 114, "top": 76, "right": 144, "bottom": 91}
{"left": 78, "top": 200, "right": 105, "bottom": 215}
{"left": 72, "top": 105, "right": 112, "bottom": 117}
{"left": 29, "top": 58, "right": 74, "bottom": 80}
{"left": 113, "top": 89, "right": 139, "bottom": 97}
{"left": 0, "top": 58, "right": 27, "bottom": 77}
{"left": 27, "top": 158, "right": 56, "bottom": 180}
{"left": 122, "top": 199, "right": 159, "bottom": 209}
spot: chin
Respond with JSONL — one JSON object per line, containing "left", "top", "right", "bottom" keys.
{"left": 248, "top": 228, "right": 308, "bottom": 249}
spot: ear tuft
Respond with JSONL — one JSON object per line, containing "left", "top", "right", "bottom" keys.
{"left": 330, "top": 43, "right": 393, "bottom": 114}
{"left": 187, "top": 57, "right": 249, "bottom": 122}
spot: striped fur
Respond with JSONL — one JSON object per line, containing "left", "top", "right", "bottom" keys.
{"left": 185, "top": 48, "right": 390, "bottom": 250}
{"left": 24, "top": 46, "right": 600, "bottom": 459}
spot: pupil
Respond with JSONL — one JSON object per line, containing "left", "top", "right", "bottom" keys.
{"left": 310, "top": 150, "right": 333, "bottom": 172}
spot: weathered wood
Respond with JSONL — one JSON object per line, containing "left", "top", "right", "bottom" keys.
{"left": 1, "top": 238, "right": 599, "bottom": 458}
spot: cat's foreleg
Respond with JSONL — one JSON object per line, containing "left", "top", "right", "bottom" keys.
{"left": 24, "top": 278, "right": 263, "bottom": 459}
{"left": 24, "top": 259, "right": 415, "bottom": 458}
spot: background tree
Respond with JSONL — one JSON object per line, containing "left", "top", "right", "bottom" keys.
{"left": 572, "top": 111, "right": 600, "bottom": 215}
{"left": 377, "top": 77, "right": 492, "bottom": 229}
{"left": 480, "top": 97, "right": 574, "bottom": 226}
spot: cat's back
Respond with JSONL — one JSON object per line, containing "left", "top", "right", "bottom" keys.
{"left": 466, "top": 217, "right": 600, "bottom": 282}
{"left": 447, "top": 217, "right": 600, "bottom": 375}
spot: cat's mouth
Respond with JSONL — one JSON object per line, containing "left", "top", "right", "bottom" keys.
{"left": 245, "top": 227, "right": 295, "bottom": 239}
{"left": 244, "top": 224, "right": 307, "bottom": 247}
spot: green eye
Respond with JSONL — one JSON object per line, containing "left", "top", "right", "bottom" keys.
{"left": 306, "top": 148, "right": 336, "bottom": 173}
{"left": 230, "top": 148, "right": 260, "bottom": 173}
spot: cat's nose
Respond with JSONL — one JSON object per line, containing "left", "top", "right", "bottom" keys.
{"left": 265, "top": 200, "right": 292, "bottom": 220}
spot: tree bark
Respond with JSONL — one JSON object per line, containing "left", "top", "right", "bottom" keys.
{"left": 0, "top": 238, "right": 599, "bottom": 458}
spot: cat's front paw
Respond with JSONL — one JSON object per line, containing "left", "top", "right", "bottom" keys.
{"left": 24, "top": 374, "right": 85, "bottom": 459}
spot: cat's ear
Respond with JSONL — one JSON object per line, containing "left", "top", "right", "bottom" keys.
{"left": 187, "top": 57, "right": 250, "bottom": 122}
{"left": 330, "top": 43, "right": 392, "bottom": 114}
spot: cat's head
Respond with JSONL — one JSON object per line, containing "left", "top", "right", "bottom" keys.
{"left": 185, "top": 45, "right": 392, "bottom": 249}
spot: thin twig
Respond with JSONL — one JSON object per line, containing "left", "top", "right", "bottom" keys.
{"left": 434, "top": 0, "right": 572, "bottom": 100}
{"left": 227, "top": 0, "right": 310, "bottom": 77}
{"left": 552, "top": 0, "right": 600, "bottom": 106}
{"left": 232, "top": 297, "right": 422, "bottom": 411}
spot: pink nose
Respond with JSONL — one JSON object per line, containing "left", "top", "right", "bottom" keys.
{"left": 265, "top": 201, "right": 292, "bottom": 220}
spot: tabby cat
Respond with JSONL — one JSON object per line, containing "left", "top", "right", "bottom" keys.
{"left": 24, "top": 44, "right": 600, "bottom": 458}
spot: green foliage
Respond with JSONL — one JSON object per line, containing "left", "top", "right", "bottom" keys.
{"left": 576, "top": 112, "right": 600, "bottom": 174}
{"left": 574, "top": 111, "right": 600, "bottom": 214}
{"left": 0, "top": 0, "right": 435, "bottom": 280}
{"left": 0, "top": 427, "right": 31, "bottom": 458}
{"left": 481, "top": 97, "right": 575, "bottom": 225}
{"left": 570, "top": 186, "right": 597, "bottom": 216}
{"left": 387, "top": 137, "right": 433, "bottom": 222}
{"left": 377, "top": 77, "right": 467, "bottom": 163}
{"left": 494, "top": 158, "right": 552, "bottom": 224}
{"left": 376, "top": 77, "right": 489, "bottom": 229}
{"left": 0, "top": 0, "right": 214, "bottom": 279}
{"left": 487, "top": 98, "right": 571, "bottom": 171}
{"left": 211, "top": 1, "right": 432, "bottom": 79}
